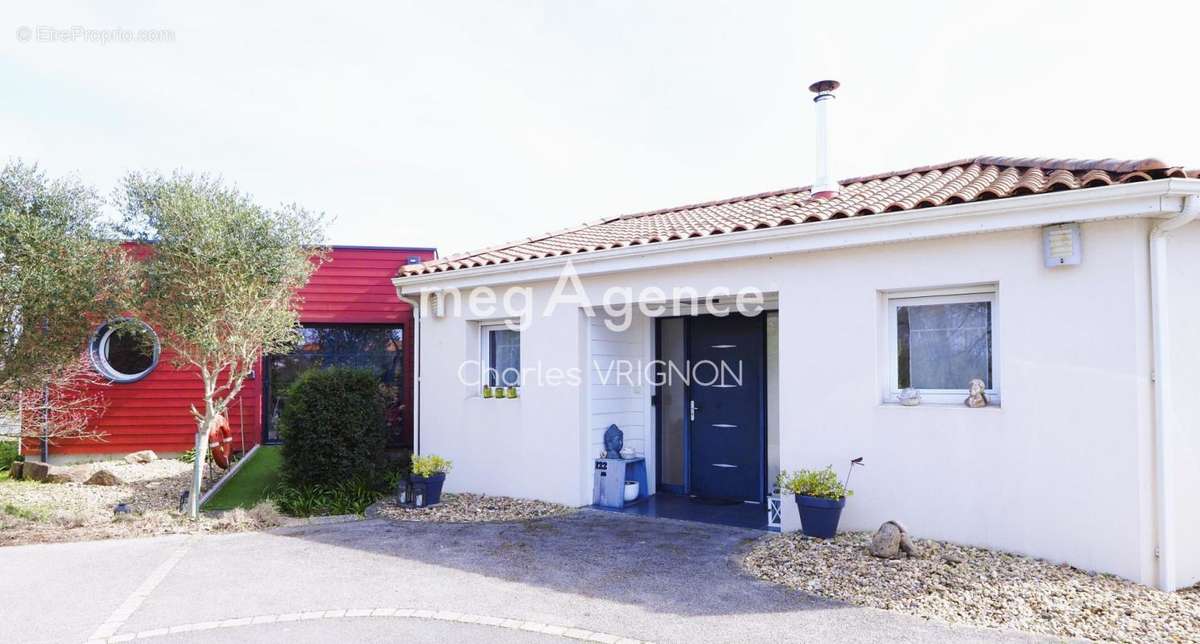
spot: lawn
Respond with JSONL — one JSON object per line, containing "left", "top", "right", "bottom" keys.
{"left": 202, "top": 445, "right": 283, "bottom": 511}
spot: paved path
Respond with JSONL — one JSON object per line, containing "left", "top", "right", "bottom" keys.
{"left": 1, "top": 510, "right": 1054, "bottom": 643}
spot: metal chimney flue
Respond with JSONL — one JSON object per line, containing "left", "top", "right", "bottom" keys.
{"left": 809, "top": 79, "right": 840, "bottom": 199}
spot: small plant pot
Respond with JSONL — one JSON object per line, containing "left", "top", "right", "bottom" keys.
{"left": 410, "top": 472, "right": 447, "bottom": 506}
{"left": 623, "top": 480, "right": 639, "bottom": 502}
{"left": 793, "top": 494, "right": 845, "bottom": 538}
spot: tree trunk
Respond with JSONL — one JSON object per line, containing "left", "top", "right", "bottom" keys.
{"left": 189, "top": 426, "right": 205, "bottom": 518}
{"left": 40, "top": 382, "right": 50, "bottom": 463}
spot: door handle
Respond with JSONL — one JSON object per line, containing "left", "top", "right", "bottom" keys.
{"left": 690, "top": 400, "right": 698, "bottom": 421}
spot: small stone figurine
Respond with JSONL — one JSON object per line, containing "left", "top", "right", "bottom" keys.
{"left": 603, "top": 424, "right": 624, "bottom": 459}
{"left": 964, "top": 378, "right": 988, "bottom": 408}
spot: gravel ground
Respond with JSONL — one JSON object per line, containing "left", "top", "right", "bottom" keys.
{"left": 373, "top": 493, "right": 576, "bottom": 523}
{"left": 0, "top": 458, "right": 281, "bottom": 546}
{"left": 744, "top": 531, "right": 1200, "bottom": 643}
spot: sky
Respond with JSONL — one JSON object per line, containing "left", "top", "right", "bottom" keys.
{"left": 2, "top": 1, "right": 1199, "bottom": 257}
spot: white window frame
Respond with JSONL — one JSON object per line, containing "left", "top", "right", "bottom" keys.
{"left": 88, "top": 318, "right": 161, "bottom": 384}
{"left": 480, "top": 321, "right": 521, "bottom": 391}
{"left": 885, "top": 287, "right": 999, "bottom": 406}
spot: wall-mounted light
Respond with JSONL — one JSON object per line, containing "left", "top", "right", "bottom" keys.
{"left": 1043, "top": 223, "right": 1081, "bottom": 267}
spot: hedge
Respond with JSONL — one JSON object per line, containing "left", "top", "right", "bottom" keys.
{"left": 278, "top": 367, "right": 388, "bottom": 488}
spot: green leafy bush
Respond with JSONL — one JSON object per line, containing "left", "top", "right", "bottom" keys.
{"left": 777, "top": 466, "right": 851, "bottom": 500}
{"left": 279, "top": 367, "right": 388, "bottom": 488}
{"left": 0, "top": 440, "right": 17, "bottom": 472}
{"left": 272, "top": 477, "right": 383, "bottom": 517}
{"left": 410, "top": 454, "right": 451, "bottom": 478}
{"left": 271, "top": 455, "right": 410, "bottom": 518}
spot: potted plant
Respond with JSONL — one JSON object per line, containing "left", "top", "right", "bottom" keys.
{"left": 778, "top": 459, "right": 861, "bottom": 538}
{"left": 409, "top": 454, "right": 452, "bottom": 506}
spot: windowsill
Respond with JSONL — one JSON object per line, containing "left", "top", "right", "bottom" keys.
{"left": 879, "top": 401, "right": 1002, "bottom": 410}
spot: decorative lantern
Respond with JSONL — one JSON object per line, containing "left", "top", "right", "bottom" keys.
{"left": 767, "top": 494, "right": 782, "bottom": 531}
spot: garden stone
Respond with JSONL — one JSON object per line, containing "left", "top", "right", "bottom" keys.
{"left": 125, "top": 450, "right": 158, "bottom": 464}
{"left": 22, "top": 460, "right": 49, "bottom": 482}
{"left": 869, "top": 521, "right": 902, "bottom": 558}
{"left": 85, "top": 469, "right": 123, "bottom": 486}
{"left": 43, "top": 468, "right": 73, "bottom": 484}
{"left": 8, "top": 461, "right": 22, "bottom": 479}
{"left": 870, "top": 520, "right": 918, "bottom": 559}
{"left": 899, "top": 528, "right": 920, "bottom": 557}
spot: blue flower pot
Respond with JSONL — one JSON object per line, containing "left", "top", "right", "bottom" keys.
{"left": 410, "top": 473, "right": 446, "bottom": 506}
{"left": 794, "top": 494, "right": 846, "bottom": 538}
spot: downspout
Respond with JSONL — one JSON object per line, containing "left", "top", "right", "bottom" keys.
{"left": 397, "top": 292, "right": 422, "bottom": 456}
{"left": 1149, "top": 193, "right": 1200, "bottom": 591}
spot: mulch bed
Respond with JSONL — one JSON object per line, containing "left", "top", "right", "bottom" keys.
{"left": 0, "top": 458, "right": 283, "bottom": 546}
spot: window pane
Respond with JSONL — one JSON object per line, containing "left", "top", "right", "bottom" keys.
{"left": 488, "top": 329, "right": 521, "bottom": 387}
{"left": 267, "top": 325, "right": 405, "bottom": 444}
{"left": 104, "top": 324, "right": 155, "bottom": 376}
{"left": 897, "top": 301, "right": 991, "bottom": 390}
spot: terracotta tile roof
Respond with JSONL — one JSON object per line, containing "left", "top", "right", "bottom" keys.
{"left": 401, "top": 156, "right": 1192, "bottom": 277}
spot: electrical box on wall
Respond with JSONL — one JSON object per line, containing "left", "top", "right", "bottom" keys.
{"left": 1043, "top": 223, "right": 1081, "bottom": 267}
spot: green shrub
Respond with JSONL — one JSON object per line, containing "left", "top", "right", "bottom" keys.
{"left": 279, "top": 367, "right": 388, "bottom": 488}
{"left": 0, "top": 440, "right": 17, "bottom": 472}
{"left": 410, "top": 454, "right": 451, "bottom": 478}
{"left": 272, "top": 477, "right": 383, "bottom": 518}
{"left": 777, "top": 466, "right": 851, "bottom": 500}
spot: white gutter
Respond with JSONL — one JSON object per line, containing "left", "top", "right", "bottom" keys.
{"left": 396, "top": 179, "right": 1200, "bottom": 293}
{"left": 1149, "top": 194, "right": 1200, "bottom": 591}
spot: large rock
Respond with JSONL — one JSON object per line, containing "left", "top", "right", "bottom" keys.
{"left": 8, "top": 461, "right": 22, "bottom": 480}
{"left": 85, "top": 469, "right": 124, "bottom": 486}
{"left": 22, "top": 460, "right": 49, "bottom": 482}
{"left": 124, "top": 450, "right": 159, "bottom": 464}
{"left": 869, "top": 521, "right": 902, "bottom": 559}
{"left": 869, "top": 520, "right": 920, "bottom": 559}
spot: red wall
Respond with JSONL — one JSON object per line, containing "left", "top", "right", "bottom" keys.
{"left": 39, "top": 246, "right": 435, "bottom": 458}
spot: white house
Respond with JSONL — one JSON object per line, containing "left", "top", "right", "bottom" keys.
{"left": 394, "top": 120, "right": 1200, "bottom": 591}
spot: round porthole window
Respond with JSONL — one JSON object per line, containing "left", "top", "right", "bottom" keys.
{"left": 89, "top": 318, "right": 160, "bottom": 383}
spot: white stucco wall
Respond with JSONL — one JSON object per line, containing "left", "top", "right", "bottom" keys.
{"left": 1164, "top": 221, "right": 1200, "bottom": 589}
{"left": 415, "top": 284, "right": 589, "bottom": 506}
{"left": 412, "top": 217, "right": 1170, "bottom": 586}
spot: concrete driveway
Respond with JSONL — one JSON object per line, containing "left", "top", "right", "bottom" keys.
{"left": 1, "top": 510, "right": 1052, "bottom": 643}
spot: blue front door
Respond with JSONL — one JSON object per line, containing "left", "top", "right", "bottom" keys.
{"left": 687, "top": 314, "right": 765, "bottom": 503}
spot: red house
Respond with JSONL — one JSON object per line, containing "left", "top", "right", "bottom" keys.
{"left": 29, "top": 246, "right": 435, "bottom": 464}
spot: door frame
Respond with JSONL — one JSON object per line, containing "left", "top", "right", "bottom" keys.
{"left": 654, "top": 313, "right": 768, "bottom": 502}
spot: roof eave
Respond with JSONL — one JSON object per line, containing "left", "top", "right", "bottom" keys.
{"left": 395, "top": 178, "right": 1200, "bottom": 293}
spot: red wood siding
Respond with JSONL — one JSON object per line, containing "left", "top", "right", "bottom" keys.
{"left": 299, "top": 248, "right": 432, "bottom": 324}
{"left": 40, "top": 246, "right": 434, "bottom": 458}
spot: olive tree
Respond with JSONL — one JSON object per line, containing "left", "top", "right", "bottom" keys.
{"left": 0, "top": 162, "right": 134, "bottom": 459}
{"left": 119, "top": 172, "right": 327, "bottom": 518}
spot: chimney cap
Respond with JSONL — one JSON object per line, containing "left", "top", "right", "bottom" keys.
{"left": 808, "top": 79, "right": 840, "bottom": 94}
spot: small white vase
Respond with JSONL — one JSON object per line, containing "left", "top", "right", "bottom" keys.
{"left": 623, "top": 480, "right": 639, "bottom": 502}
